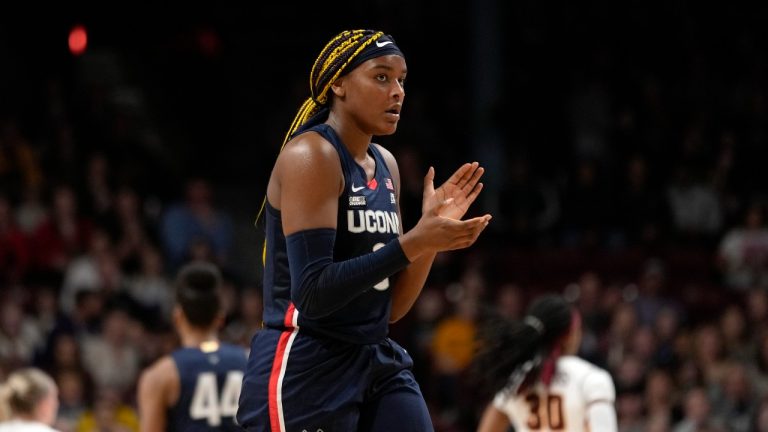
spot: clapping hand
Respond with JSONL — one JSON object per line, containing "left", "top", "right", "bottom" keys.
{"left": 400, "top": 162, "right": 491, "bottom": 260}
{"left": 422, "top": 162, "right": 485, "bottom": 220}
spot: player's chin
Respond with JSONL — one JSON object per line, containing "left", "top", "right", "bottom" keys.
{"left": 375, "top": 121, "right": 399, "bottom": 136}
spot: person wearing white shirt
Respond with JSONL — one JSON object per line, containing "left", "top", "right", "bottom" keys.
{"left": 0, "top": 368, "right": 59, "bottom": 432}
{"left": 475, "top": 295, "right": 617, "bottom": 432}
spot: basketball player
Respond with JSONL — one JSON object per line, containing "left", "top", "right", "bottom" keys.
{"left": 0, "top": 368, "right": 59, "bottom": 432}
{"left": 137, "top": 261, "right": 247, "bottom": 432}
{"left": 474, "top": 295, "right": 617, "bottom": 432}
{"left": 237, "top": 29, "right": 491, "bottom": 431}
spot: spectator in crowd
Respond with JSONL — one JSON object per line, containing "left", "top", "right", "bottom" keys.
{"left": 693, "top": 324, "right": 729, "bottom": 388}
{"left": 0, "top": 194, "right": 31, "bottom": 286}
{"left": 0, "top": 299, "right": 44, "bottom": 369}
{"left": 430, "top": 294, "right": 479, "bottom": 424}
{"left": 710, "top": 362, "right": 754, "bottom": 432}
{"left": 718, "top": 201, "right": 768, "bottom": 290}
{"left": 99, "top": 187, "right": 159, "bottom": 274}
{"left": 74, "top": 386, "right": 137, "bottom": 432}
{"left": 31, "top": 185, "right": 92, "bottom": 275}
{"left": 497, "top": 153, "right": 560, "bottom": 246}
{"left": 79, "top": 153, "right": 114, "bottom": 221}
{"left": 666, "top": 165, "right": 722, "bottom": 244}
{"left": 79, "top": 308, "right": 139, "bottom": 397}
{"left": 613, "top": 154, "right": 670, "bottom": 248}
{"left": 749, "top": 332, "right": 768, "bottom": 396}
{"left": 751, "top": 396, "right": 768, "bottom": 432}
{"left": 719, "top": 304, "right": 751, "bottom": 362}
{"left": 60, "top": 228, "right": 121, "bottom": 315}
{"left": 53, "top": 368, "right": 90, "bottom": 432}
{"left": 0, "top": 119, "right": 44, "bottom": 202}
{"left": 672, "top": 386, "right": 725, "bottom": 432}
{"left": 14, "top": 186, "right": 48, "bottom": 237}
{"left": 559, "top": 158, "right": 610, "bottom": 249}
{"left": 644, "top": 368, "right": 678, "bottom": 430}
{"left": 222, "top": 287, "right": 263, "bottom": 348}
{"left": 159, "top": 178, "right": 233, "bottom": 272}
{"left": 123, "top": 246, "right": 173, "bottom": 325}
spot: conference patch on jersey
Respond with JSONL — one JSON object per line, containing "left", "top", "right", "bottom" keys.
{"left": 349, "top": 195, "right": 367, "bottom": 206}
{"left": 385, "top": 178, "right": 394, "bottom": 190}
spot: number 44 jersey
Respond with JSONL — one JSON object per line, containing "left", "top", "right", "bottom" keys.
{"left": 169, "top": 343, "right": 248, "bottom": 432}
{"left": 493, "top": 355, "right": 616, "bottom": 432}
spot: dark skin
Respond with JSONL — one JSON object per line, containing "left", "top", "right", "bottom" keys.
{"left": 266, "top": 54, "right": 491, "bottom": 323}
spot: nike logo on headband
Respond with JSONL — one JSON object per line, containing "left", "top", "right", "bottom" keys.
{"left": 376, "top": 40, "right": 393, "bottom": 48}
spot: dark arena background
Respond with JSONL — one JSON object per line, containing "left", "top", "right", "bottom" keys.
{"left": 2, "top": 2, "right": 768, "bottom": 431}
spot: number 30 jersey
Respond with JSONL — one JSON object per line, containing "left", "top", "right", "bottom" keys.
{"left": 169, "top": 343, "right": 248, "bottom": 432}
{"left": 493, "top": 356, "right": 616, "bottom": 432}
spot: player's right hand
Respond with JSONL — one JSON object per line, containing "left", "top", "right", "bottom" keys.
{"left": 399, "top": 197, "right": 491, "bottom": 260}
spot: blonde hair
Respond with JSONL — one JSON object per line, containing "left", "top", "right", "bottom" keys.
{"left": 0, "top": 368, "right": 56, "bottom": 420}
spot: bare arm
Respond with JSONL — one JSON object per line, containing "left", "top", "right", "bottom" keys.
{"left": 138, "top": 356, "right": 179, "bottom": 432}
{"left": 477, "top": 403, "right": 510, "bottom": 432}
{"left": 270, "top": 136, "right": 489, "bottom": 318}
{"left": 270, "top": 132, "right": 343, "bottom": 235}
{"left": 273, "top": 135, "right": 408, "bottom": 317}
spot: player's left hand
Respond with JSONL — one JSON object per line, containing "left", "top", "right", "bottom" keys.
{"left": 422, "top": 162, "right": 484, "bottom": 220}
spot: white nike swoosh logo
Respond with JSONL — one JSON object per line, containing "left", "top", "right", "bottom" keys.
{"left": 376, "top": 40, "right": 393, "bottom": 48}
{"left": 351, "top": 184, "right": 365, "bottom": 192}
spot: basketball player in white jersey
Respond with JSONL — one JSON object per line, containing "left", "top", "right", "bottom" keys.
{"left": 474, "top": 295, "right": 617, "bottom": 432}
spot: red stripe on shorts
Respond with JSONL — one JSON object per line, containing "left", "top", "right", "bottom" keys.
{"left": 268, "top": 303, "right": 296, "bottom": 432}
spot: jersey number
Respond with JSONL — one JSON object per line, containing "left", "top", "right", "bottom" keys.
{"left": 525, "top": 394, "right": 564, "bottom": 430}
{"left": 372, "top": 243, "right": 389, "bottom": 291}
{"left": 190, "top": 371, "right": 244, "bottom": 426}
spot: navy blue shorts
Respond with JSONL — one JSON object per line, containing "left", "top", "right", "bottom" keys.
{"left": 237, "top": 328, "right": 433, "bottom": 432}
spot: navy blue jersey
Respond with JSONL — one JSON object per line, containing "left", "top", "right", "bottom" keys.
{"left": 261, "top": 123, "right": 401, "bottom": 343}
{"left": 168, "top": 343, "right": 247, "bottom": 432}
{"left": 239, "top": 124, "right": 430, "bottom": 431}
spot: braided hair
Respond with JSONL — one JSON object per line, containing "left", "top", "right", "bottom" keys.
{"left": 473, "top": 295, "right": 576, "bottom": 398}
{"left": 256, "top": 29, "right": 403, "bottom": 260}
{"left": 284, "top": 29, "right": 389, "bottom": 141}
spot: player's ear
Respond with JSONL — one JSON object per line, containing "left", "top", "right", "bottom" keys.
{"left": 331, "top": 77, "right": 346, "bottom": 98}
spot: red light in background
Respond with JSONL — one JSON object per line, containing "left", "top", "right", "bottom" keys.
{"left": 197, "top": 28, "right": 220, "bottom": 58}
{"left": 69, "top": 25, "right": 87, "bottom": 56}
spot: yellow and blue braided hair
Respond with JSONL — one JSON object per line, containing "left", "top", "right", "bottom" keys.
{"left": 256, "top": 29, "right": 402, "bottom": 263}
{"left": 281, "top": 30, "right": 392, "bottom": 158}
